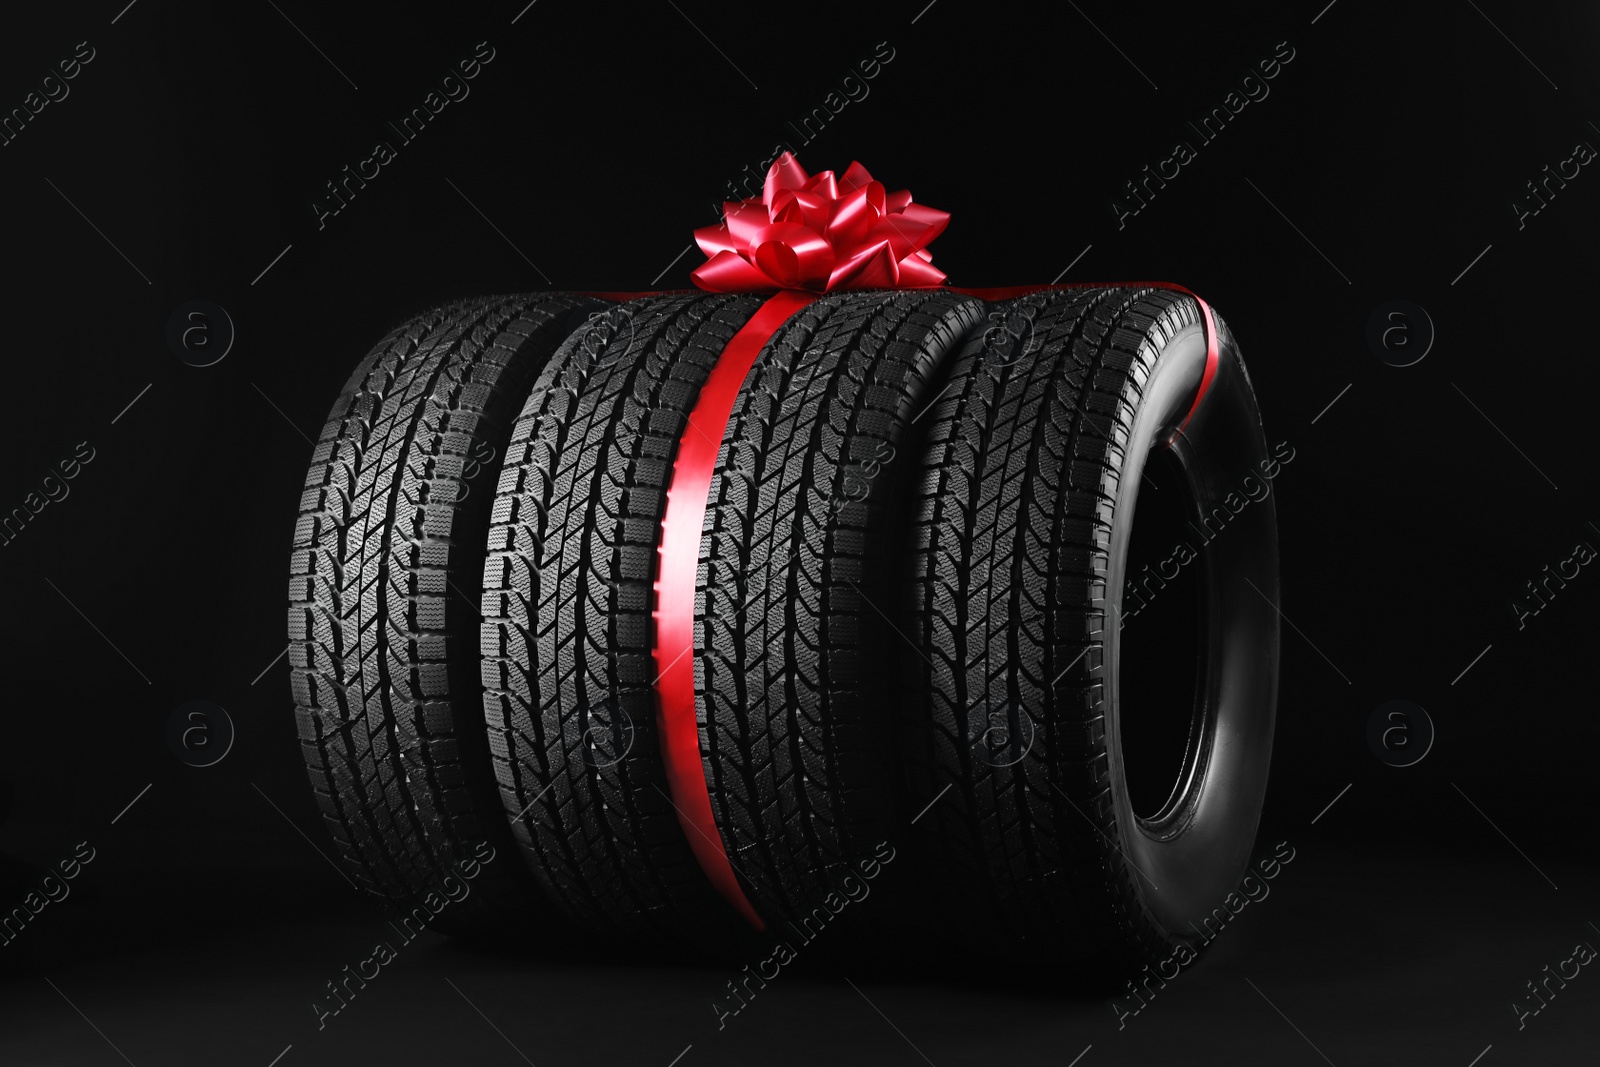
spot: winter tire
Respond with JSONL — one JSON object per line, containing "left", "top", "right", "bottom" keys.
{"left": 288, "top": 293, "right": 605, "bottom": 934}
{"left": 696, "top": 288, "right": 985, "bottom": 925}
{"left": 480, "top": 293, "right": 765, "bottom": 936}
{"left": 902, "top": 286, "right": 1279, "bottom": 967}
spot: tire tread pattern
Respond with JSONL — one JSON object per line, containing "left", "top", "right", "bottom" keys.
{"left": 699, "top": 289, "right": 986, "bottom": 921}
{"left": 289, "top": 293, "right": 600, "bottom": 932}
{"left": 481, "top": 292, "right": 763, "bottom": 935}
{"left": 902, "top": 286, "right": 1200, "bottom": 962}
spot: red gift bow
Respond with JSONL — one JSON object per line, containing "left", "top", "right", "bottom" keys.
{"left": 691, "top": 153, "right": 949, "bottom": 293}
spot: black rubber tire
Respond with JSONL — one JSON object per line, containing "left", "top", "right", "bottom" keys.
{"left": 697, "top": 289, "right": 986, "bottom": 925}
{"left": 480, "top": 292, "right": 765, "bottom": 937}
{"left": 289, "top": 293, "right": 606, "bottom": 934}
{"left": 901, "top": 286, "right": 1279, "bottom": 968}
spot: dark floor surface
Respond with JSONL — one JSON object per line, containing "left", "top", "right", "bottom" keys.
{"left": 0, "top": 833, "right": 1590, "bottom": 1067}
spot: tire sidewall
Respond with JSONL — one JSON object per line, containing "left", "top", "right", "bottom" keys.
{"left": 1101, "top": 310, "right": 1280, "bottom": 946}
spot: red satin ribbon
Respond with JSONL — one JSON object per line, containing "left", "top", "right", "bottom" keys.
{"left": 647, "top": 281, "right": 1215, "bottom": 930}
{"left": 653, "top": 289, "right": 818, "bottom": 931}
{"left": 1176, "top": 299, "right": 1219, "bottom": 436}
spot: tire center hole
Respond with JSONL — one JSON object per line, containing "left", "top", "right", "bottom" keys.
{"left": 1120, "top": 443, "right": 1205, "bottom": 823}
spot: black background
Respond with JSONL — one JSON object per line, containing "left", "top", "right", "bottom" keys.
{"left": 1, "top": 1, "right": 1596, "bottom": 1064}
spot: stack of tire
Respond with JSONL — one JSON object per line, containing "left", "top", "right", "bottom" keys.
{"left": 287, "top": 285, "right": 1279, "bottom": 973}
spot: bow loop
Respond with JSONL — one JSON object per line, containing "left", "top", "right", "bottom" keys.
{"left": 693, "top": 152, "right": 948, "bottom": 293}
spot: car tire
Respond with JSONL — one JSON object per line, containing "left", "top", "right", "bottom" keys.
{"left": 696, "top": 288, "right": 986, "bottom": 926}
{"left": 900, "top": 286, "right": 1280, "bottom": 968}
{"left": 480, "top": 293, "right": 768, "bottom": 937}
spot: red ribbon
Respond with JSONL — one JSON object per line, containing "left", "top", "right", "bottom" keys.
{"left": 691, "top": 153, "right": 949, "bottom": 293}
{"left": 653, "top": 289, "right": 819, "bottom": 931}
